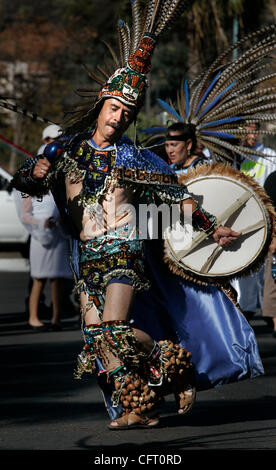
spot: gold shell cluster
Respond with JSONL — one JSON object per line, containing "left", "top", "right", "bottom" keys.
{"left": 115, "top": 373, "right": 163, "bottom": 415}
{"left": 114, "top": 340, "right": 194, "bottom": 414}
{"left": 159, "top": 340, "right": 193, "bottom": 387}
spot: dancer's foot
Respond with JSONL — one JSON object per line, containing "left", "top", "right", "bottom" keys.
{"left": 174, "top": 384, "right": 196, "bottom": 415}
{"left": 108, "top": 412, "right": 159, "bottom": 430}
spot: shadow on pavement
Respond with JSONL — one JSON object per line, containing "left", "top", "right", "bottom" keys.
{"left": 74, "top": 422, "right": 276, "bottom": 451}
{"left": 1, "top": 312, "right": 276, "bottom": 453}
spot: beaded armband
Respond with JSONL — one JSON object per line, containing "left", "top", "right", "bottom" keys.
{"left": 192, "top": 204, "right": 217, "bottom": 234}
{"left": 10, "top": 156, "right": 50, "bottom": 198}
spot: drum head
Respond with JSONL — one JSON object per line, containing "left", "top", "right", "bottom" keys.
{"left": 164, "top": 163, "right": 275, "bottom": 284}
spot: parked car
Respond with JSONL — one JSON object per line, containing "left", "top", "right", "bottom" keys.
{"left": 0, "top": 165, "right": 29, "bottom": 250}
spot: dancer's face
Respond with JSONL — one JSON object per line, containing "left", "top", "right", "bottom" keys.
{"left": 94, "top": 98, "right": 134, "bottom": 146}
{"left": 165, "top": 132, "right": 192, "bottom": 167}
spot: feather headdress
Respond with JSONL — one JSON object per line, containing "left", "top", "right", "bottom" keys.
{"left": 141, "top": 24, "right": 276, "bottom": 163}
{"left": 63, "top": 0, "right": 194, "bottom": 135}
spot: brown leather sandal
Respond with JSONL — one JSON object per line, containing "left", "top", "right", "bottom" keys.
{"left": 108, "top": 412, "right": 159, "bottom": 430}
{"left": 108, "top": 413, "right": 130, "bottom": 430}
{"left": 174, "top": 385, "right": 196, "bottom": 415}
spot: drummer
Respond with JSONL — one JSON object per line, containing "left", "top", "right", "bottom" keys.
{"left": 232, "top": 123, "right": 276, "bottom": 321}
{"left": 130, "top": 122, "right": 264, "bottom": 400}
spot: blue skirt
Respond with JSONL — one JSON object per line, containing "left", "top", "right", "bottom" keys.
{"left": 130, "top": 241, "right": 264, "bottom": 391}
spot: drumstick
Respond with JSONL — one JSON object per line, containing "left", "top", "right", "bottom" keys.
{"left": 200, "top": 219, "right": 265, "bottom": 273}
{"left": 174, "top": 190, "right": 253, "bottom": 261}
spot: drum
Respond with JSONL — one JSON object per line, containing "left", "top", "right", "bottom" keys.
{"left": 164, "top": 163, "right": 276, "bottom": 285}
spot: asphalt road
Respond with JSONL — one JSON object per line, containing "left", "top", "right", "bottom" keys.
{"left": 1, "top": 268, "right": 276, "bottom": 464}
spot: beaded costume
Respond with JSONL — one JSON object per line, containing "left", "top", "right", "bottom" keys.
{"left": 9, "top": 1, "right": 268, "bottom": 425}
{"left": 11, "top": 0, "right": 201, "bottom": 425}
{"left": 13, "top": 122, "right": 218, "bottom": 316}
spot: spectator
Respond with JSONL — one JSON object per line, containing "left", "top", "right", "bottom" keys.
{"left": 24, "top": 124, "right": 64, "bottom": 316}
{"left": 21, "top": 193, "right": 72, "bottom": 331}
{"left": 37, "top": 124, "right": 62, "bottom": 155}
{"left": 232, "top": 123, "right": 276, "bottom": 321}
{"left": 262, "top": 171, "right": 276, "bottom": 337}
{"left": 19, "top": 124, "right": 72, "bottom": 331}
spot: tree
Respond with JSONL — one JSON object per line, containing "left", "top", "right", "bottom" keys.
{"left": 184, "top": 0, "right": 274, "bottom": 78}
{"left": 0, "top": 15, "right": 98, "bottom": 170}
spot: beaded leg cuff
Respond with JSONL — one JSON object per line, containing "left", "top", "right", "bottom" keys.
{"left": 74, "top": 324, "right": 105, "bottom": 379}
{"left": 75, "top": 320, "right": 146, "bottom": 379}
{"left": 101, "top": 320, "right": 148, "bottom": 369}
{"left": 159, "top": 340, "right": 195, "bottom": 395}
{"left": 113, "top": 371, "right": 163, "bottom": 415}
